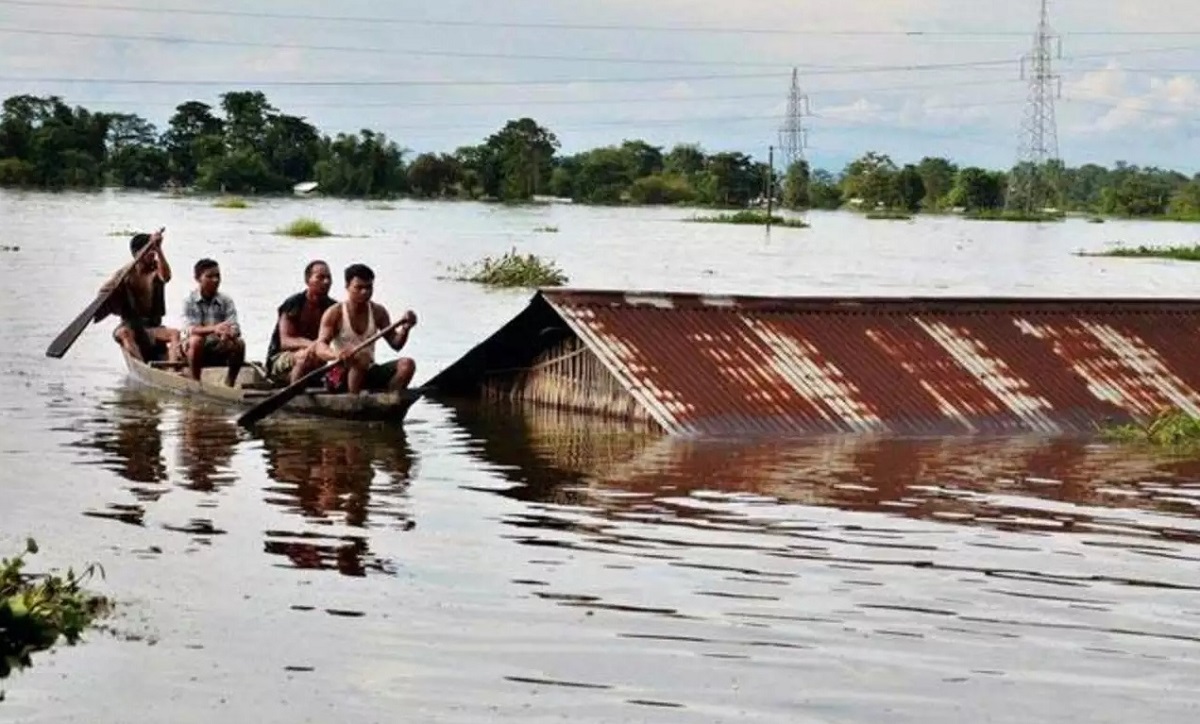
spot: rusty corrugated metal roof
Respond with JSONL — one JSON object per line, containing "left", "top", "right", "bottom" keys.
{"left": 429, "top": 289, "right": 1200, "bottom": 437}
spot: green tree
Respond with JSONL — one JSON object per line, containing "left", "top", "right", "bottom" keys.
{"left": 782, "top": 160, "right": 810, "bottom": 209}
{"left": 947, "top": 167, "right": 1004, "bottom": 211}
{"left": 664, "top": 143, "right": 705, "bottom": 177}
{"left": 915, "top": 156, "right": 957, "bottom": 209}
{"left": 162, "top": 101, "right": 224, "bottom": 184}
{"left": 893, "top": 165, "right": 926, "bottom": 213}
{"left": 841, "top": 151, "right": 898, "bottom": 209}
{"left": 485, "top": 118, "right": 559, "bottom": 201}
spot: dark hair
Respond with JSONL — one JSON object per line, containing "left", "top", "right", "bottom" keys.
{"left": 344, "top": 263, "right": 375, "bottom": 285}
{"left": 304, "top": 259, "right": 329, "bottom": 280}
{"left": 194, "top": 258, "right": 219, "bottom": 279}
{"left": 130, "top": 233, "right": 151, "bottom": 257}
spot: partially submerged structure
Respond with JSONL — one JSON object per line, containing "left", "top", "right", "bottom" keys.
{"left": 426, "top": 289, "right": 1200, "bottom": 437}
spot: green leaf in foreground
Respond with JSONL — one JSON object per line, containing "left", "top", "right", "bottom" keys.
{"left": 1098, "top": 408, "right": 1200, "bottom": 449}
{"left": 1, "top": 540, "right": 112, "bottom": 691}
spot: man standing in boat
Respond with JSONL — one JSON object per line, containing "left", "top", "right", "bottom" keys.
{"left": 181, "top": 258, "right": 246, "bottom": 387}
{"left": 314, "top": 263, "right": 417, "bottom": 394}
{"left": 97, "top": 229, "right": 183, "bottom": 365}
{"left": 265, "top": 260, "right": 337, "bottom": 385}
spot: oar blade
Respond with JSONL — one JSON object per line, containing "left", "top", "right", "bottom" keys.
{"left": 45, "top": 294, "right": 106, "bottom": 358}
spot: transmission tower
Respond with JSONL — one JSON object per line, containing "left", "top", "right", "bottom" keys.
{"left": 1006, "top": 0, "right": 1062, "bottom": 213}
{"left": 778, "top": 68, "right": 810, "bottom": 171}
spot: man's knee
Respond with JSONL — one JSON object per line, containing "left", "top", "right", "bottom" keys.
{"left": 186, "top": 334, "right": 206, "bottom": 358}
{"left": 396, "top": 357, "right": 416, "bottom": 376}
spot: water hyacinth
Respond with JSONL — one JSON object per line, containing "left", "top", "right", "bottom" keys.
{"left": 1, "top": 539, "right": 111, "bottom": 693}
{"left": 450, "top": 249, "right": 568, "bottom": 288}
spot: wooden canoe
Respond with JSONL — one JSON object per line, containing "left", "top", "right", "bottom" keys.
{"left": 121, "top": 350, "right": 425, "bottom": 422}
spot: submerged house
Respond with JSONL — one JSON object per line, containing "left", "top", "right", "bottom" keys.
{"left": 426, "top": 289, "right": 1200, "bottom": 437}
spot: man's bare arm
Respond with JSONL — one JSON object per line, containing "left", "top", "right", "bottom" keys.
{"left": 313, "top": 305, "right": 342, "bottom": 362}
{"left": 374, "top": 305, "right": 412, "bottom": 351}
{"left": 277, "top": 313, "right": 312, "bottom": 351}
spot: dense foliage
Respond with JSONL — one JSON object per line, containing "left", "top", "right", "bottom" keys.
{"left": 2, "top": 91, "right": 1198, "bottom": 218}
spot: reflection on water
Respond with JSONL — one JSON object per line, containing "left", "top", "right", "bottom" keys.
{"left": 450, "top": 399, "right": 1200, "bottom": 644}
{"left": 453, "top": 400, "right": 1200, "bottom": 546}
{"left": 72, "top": 384, "right": 417, "bottom": 576}
{"left": 254, "top": 420, "right": 416, "bottom": 577}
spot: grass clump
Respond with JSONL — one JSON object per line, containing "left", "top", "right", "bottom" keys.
{"left": 1099, "top": 408, "right": 1200, "bottom": 449}
{"left": 449, "top": 248, "right": 568, "bottom": 288}
{"left": 964, "top": 209, "right": 1065, "bottom": 222}
{"left": 865, "top": 210, "right": 914, "bottom": 220}
{"left": 689, "top": 210, "right": 810, "bottom": 228}
{"left": 276, "top": 217, "right": 332, "bottom": 238}
{"left": 213, "top": 196, "right": 248, "bottom": 209}
{"left": 1, "top": 538, "right": 111, "bottom": 691}
{"left": 1078, "top": 244, "right": 1200, "bottom": 262}
{"left": 533, "top": 225, "right": 559, "bottom": 233}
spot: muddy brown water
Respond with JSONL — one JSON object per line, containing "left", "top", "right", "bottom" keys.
{"left": 2, "top": 190, "right": 1200, "bottom": 722}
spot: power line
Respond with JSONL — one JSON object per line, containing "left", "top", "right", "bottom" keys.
{"left": 0, "top": 25, "right": 1192, "bottom": 77}
{"left": 2, "top": 52, "right": 1192, "bottom": 89}
{"left": 4, "top": 0, "right": 1200, "bottom": 38}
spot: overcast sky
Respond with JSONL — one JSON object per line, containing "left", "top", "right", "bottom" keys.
{"left": 1, "top": 0, "right": 1198, "bottom": 172}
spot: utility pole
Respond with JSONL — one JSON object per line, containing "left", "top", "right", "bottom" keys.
{"left": 778, "top": 68, "right": 810, "bottom": 171}
{"left": 766, "top": 145, "right": 775, "bottom": 227}
{"left": 1006, "top": 0, "right": 1062, "bottom": 214}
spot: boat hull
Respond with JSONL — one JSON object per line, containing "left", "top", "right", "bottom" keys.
{"left": 121, "top": 351, "right": 424, "bottom": 422}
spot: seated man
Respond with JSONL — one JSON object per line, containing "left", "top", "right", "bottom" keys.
{"left": 181, "top": 258, "right": 245, "bottom": 386}
{"left": 265, "top": 259, "right": 336, "bottom": 386}
{"left": 314, "top": 263, "right": 417, "bottom": 394}
{"left": 97, "top": 229, "right": 182, "bottom": 364}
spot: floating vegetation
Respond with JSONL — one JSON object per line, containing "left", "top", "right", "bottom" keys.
{"left": 865, "top": 210, "right": 914, "bottom": 220}
{"left": 688, "top": 210, "right": 809, "bottom": 228}
{"left": 1077, "top": 244, "right": 1200, "bottom": 262}
{"left": 1087, "top": 216, "right": 1106, "bottom": 224}
{"left": 1, "top": 539, "right": 111, "bottom": 695}
{"left": 0, "top": 245, "right": 17, "bottom": 252}
{"left": 105, "top": 230, "right": 137, "bottom": 237}
{"left": 1099, "top": 408, "right": 1200, "bottom": 449}
{"left": 367, "top": 203, "right": 396, "bottom": 211}
{"left": 448, "top": 248, "right": 568, "bottom": 288}
{"left": 275, "top": 217, "right": 332, "bottom": 238}
{"left": 964, "top": 209, "right": 1065, "bottom": 222}
{"left": 533, "top": 225, "right": 559, "bottom": 233}
{"left": 213, "top": 196, "right": 248, "bottom": 209}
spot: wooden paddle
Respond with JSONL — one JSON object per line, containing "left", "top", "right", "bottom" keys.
{"left": 236, "top": 319, "right": 408, "bottom": 428}
{"left": 45, "top": 227, "right": 164, "bottom": 359}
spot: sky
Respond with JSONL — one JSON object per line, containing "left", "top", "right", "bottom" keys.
{"left": 1, "top": 0, "right": 1198, "bottom": 173}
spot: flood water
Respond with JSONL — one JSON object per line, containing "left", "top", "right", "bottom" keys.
{"left": 2, "top": 189, "right": 1200, "bottom": 722}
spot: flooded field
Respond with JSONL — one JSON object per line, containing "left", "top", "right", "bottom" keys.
{"left": 2, "top": 189, "right": 1200, "bottom": 722}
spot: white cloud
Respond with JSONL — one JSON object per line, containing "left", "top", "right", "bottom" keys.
{"left": 1064, "top": 63, "right": 1200, "bottom": 135}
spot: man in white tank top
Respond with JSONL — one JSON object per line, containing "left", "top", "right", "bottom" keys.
{"left": 313, "top": 263, "right": 417, "bottom": 394}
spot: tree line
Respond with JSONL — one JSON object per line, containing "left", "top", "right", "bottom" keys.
{"left": 1, "top": 90, "right": 1198, "bottom": 219}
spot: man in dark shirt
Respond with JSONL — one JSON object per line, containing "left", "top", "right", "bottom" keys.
{"left": 97, "top": 230, "right": 182, "bottom": 364}
{"left": 266, "top": 260, "right": 336, "bottom": 385}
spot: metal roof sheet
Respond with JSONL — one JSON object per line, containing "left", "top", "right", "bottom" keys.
{"left": 430, "top": 289, "right": 1200, "bottom": 437}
